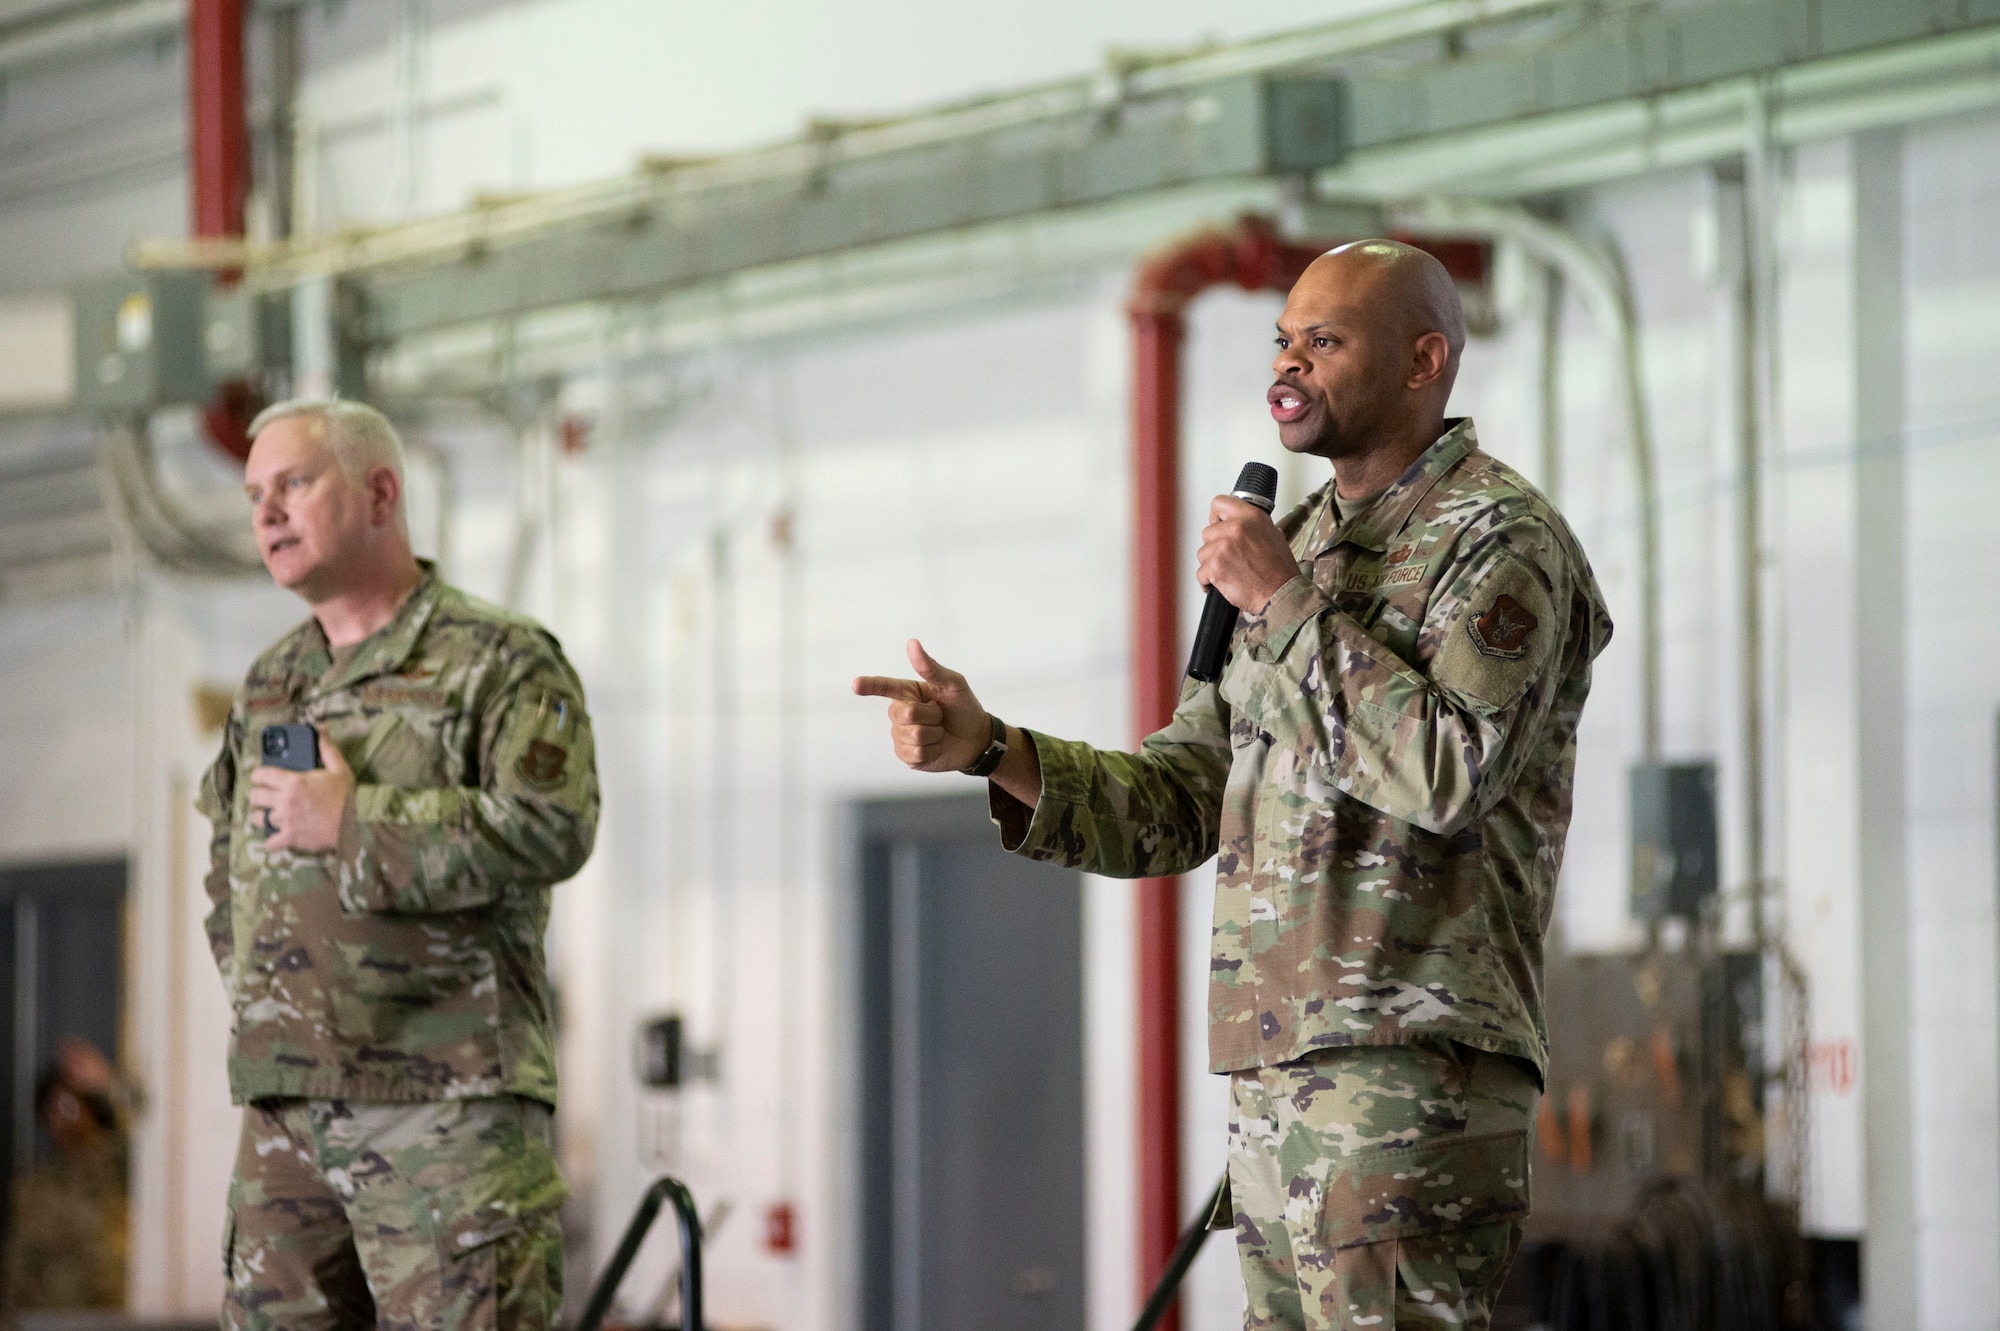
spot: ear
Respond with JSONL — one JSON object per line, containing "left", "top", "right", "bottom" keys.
{"left": 365, "top": 464, "right": 403, "bottom": 527}
{"left": 1406, "top": 331, "right": 1452, "bottom": 391}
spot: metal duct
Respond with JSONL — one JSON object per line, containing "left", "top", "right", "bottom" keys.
{"left": 96, "top": 421, "right": 263, "bottom": 577}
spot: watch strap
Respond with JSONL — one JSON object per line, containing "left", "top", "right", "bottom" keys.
{"left": 960, "top": 712, "right": 1008, "bottom": 778}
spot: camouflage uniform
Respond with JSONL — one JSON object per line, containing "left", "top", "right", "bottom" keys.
{"left": 4, "top": 1137, "right": 128, "bottom": 1310}
{"left": 197, "top": 563, "right": 598, "bottom": 1330}
{"left": 224, "top": 1098, "right": 565, "bottom": 1331}
{"left": 994, "top": 421, "right": 1610, "bottom": 1325}
{"left": 1230, "top": 1043, "right": 1536, "bottom": 1330}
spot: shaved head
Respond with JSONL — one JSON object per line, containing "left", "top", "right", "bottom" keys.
{"left": 1267, "top": 237, "right": 1468, "bottom": 495}
{"left": 1315, "top": 239, "right": 1467, "bottom": 380}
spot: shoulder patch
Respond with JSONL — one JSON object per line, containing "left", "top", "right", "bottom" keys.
{"left": 1433, "top": 554, "right": 1559, "bottom": 710}
{"left": 517, "top": 739, "right": 569, "bottom": 788}
{"left": 1467, "top": 593, "right": 1539, "bottom": 659}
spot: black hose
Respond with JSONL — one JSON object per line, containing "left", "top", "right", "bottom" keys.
{"left": 1129, "top": 1174, "right": 1230, "bottom": 1331}
{"left": 576, "top": 1175, "right": 704, "bottom": 1331}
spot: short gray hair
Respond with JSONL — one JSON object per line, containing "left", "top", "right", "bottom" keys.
{"left": 249, "top": 397, "right": 408, "bottom": 519}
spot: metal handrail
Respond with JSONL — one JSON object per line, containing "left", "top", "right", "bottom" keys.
{"left": 1130, "top": 1172, "right": 1228, "bottom": 1331}
{"left": 575, "top": 1175, "right": 703, "bottom": 1331}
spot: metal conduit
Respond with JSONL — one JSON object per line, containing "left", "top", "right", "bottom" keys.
{"left": 96, "top": 422, "right": 262, "bottom": 577}
{"left": 1390, "top": 196, "right": 1664, "bottom": 760}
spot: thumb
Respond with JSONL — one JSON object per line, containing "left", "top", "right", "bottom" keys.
{"left": 906, "top": 638, "right": 953, "bottom": 686}
{"left": 315, "top": 725, "right": 349, "bottom": 775}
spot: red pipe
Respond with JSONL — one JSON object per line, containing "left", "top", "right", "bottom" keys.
{"left": 188, "top": 0, "right": 258, "bottom": 460}
{"left": 189, "top": 0, "right": 249, "bottom": 240}
{"left": 1124, "top": 218, "right": 1487, "bottom": 1325}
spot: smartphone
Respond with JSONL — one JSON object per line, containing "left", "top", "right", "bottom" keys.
{"left": 260, "top": 723, "right": 320, "bottom": 772}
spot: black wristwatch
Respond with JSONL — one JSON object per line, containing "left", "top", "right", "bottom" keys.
{"left": 960, "top": 713, "right": 1009, "bottom": 778}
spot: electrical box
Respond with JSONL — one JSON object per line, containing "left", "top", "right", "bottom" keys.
{"left": 1263, "top": 76, "right": 1348, "bottom": 174}
{"left": 70, "top": 269, "right": 266, "bottom": 412}
{"left": 1629, "top": 761, "right": 1718, "bottom": 922}
{"left": 638, "top": 1014, "right": 683, "bottom": 1088}
{"left": 201, "top": 284, "right": 262, "bottom": 382}
{"left": 72, "top": 270, "right": 215, "bottom": 411}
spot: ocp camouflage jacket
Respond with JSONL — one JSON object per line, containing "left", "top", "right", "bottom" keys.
{"left": 996, "top": 420, "right": 1611, "bottom": 1077}
{"left": 198, "top": 565, "right": 598, "bottom": 1105}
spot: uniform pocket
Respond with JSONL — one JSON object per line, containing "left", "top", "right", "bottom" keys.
{"left": 436, "top": 1205, "right": 528, "bottom": 1263}
{"left": 420, "top": 1098, "right": 569, "bottom": 1266}
{"left": 1318, "top": 1128, "right": 1530, "bottom": 1250}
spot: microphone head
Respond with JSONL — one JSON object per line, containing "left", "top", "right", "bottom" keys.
{"left": 1233, "top": 462, "right": 1279, "bottom": 505}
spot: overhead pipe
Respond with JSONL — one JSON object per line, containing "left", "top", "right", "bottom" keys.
{"left": 1389, "top": 196, "right": 1663, "bottom": 759}
{"left": 0, "top": 0, "right": 179, "bottom": 80}
{"left": 97, "top": 422, "right": 263, "bottom": 576}
{"left": 88, "top": 0, "right": 264, "bottom": 575}
{"left": 1123, "top": 216, "right": 1487, "bottom": 1326}
{"left": 189, "top": 0, "right": 259, "bottom": 460}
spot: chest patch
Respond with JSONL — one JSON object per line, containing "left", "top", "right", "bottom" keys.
{"left": 1468, "top": 594, "right": 1539, "bottom": 659}
{"left": 1340, "top": 563, "right": 1425, "bottom": 594}
{"left": 359, "top": 683, "right": 452, "bottom": 708}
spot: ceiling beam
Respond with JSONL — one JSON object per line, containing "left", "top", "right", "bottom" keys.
{"left": 336, "top": 0, "right": 2000, "bottom": 344}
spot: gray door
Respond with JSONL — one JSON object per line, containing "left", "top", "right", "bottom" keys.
{"left": 0, "top": 859, "right": 125, "bottom": 1251}
{"left": 857, "top": 795, "right": 1084, "bottom": 1331}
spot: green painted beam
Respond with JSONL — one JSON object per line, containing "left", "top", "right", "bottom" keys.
{"left": 355, "top": 0, "right": 2000, "bottom": 342}
{"left": 362, "top": 74, "right": 1344, "bottom": 341}
{"left": 1344, "top": 0, "right": 2000, "bottom": 149}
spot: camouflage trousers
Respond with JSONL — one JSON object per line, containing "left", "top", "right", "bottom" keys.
{"left": 1227, "top": 1041, "right": 1538, "bottom": 1330}
{"left": 222, "top": 1096, "right": 568, "bottom": 1331}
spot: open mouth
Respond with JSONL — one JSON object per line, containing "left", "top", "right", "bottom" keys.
{"left": 1268, "top": 383, "right": 1313, "bottom": 425}
{"left": 264, "top": 536, "right": 301, "bottom": 558}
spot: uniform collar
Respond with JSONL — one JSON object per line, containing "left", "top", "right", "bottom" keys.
{"left": 1315, "top": 418, "right": 1478, "bottom": 555}
{"left": 305, "top": 561, "right": 444, "bottom": 699}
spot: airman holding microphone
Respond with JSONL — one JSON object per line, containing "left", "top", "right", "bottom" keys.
{"left": 857, "top": 241, "right": 1612, "bottom": 1330}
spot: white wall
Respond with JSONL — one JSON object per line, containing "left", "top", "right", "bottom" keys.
{"left": 4, "top": 0, "right": 2000, "bottom": 1325}
{"left": 1904, "top": 107, "right": 2000, "bottom": 1329}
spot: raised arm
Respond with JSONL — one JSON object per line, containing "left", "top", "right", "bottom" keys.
{"left": 854, "top": 637, "right": 1232, "bottom": 879}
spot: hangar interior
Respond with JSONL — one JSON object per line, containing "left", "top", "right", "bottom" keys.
{"left": 0, "top": 0, "right": 1995, "bottom": 1327}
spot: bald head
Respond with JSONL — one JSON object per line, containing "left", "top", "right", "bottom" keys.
{"left": 1310, "top": 239, "right": 1466, "bottom": 377}
{"left": 1267, "top": 238, "right": 1468, "bottom": 490}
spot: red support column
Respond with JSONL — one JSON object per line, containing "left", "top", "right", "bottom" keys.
{"left": 1128, "top": 304, "right": 1187, "bottom": 1325}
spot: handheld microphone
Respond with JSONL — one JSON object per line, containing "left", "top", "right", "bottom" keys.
{"left": 1186, "top": 462, "right": 1280, "bottom": 684}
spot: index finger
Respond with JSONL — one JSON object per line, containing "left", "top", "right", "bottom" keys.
{"left": 853, "top": 675, "right": 932, "bottom": 703}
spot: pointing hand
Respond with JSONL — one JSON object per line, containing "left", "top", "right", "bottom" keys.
{"left": 852, "top": 639, "right": 992, "bottom": 773}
